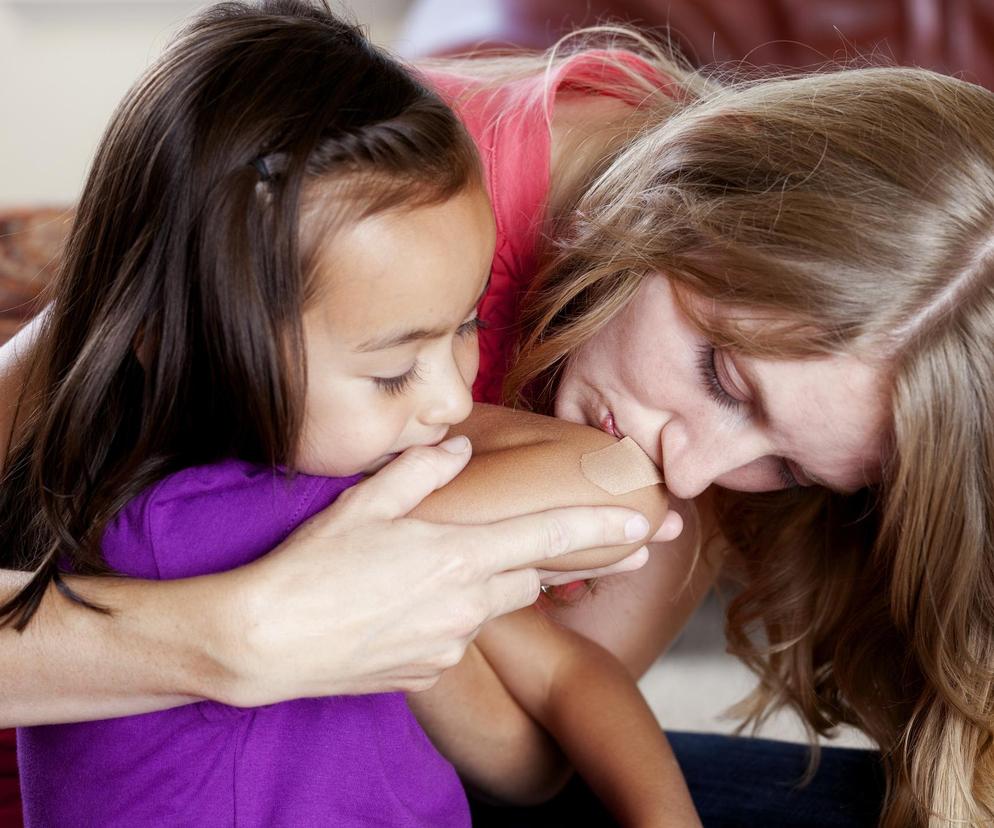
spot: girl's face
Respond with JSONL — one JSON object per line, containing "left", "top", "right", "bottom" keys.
{"left": 297, "top": 187, "right": 495, "bottom": 477}
{"left": 555, "top": 274, "right": 890, "bottom": 499}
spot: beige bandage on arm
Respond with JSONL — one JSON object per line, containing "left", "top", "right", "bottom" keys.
{"left": 580, "top": 436, "right": 663, "bottom": 495}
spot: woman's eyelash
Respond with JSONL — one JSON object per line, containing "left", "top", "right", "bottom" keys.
{"left": 695, "top": 344, "right": 741, "bottom": 411}
{"left": 373, "top": 362, "right": 424, "bottom": 396}
{"left": 697, "top": 345, "right": 800, "bottom": 489}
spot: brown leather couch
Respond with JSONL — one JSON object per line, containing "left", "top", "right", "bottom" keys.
{"left": 400, "top": 0, "right": 994, "bottom": 89}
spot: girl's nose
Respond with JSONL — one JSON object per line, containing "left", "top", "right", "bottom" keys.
{"left": 660, "top": 418, "right": 769, "bottom": 500}
{"left": 420, "top": 352, "right": 474, "bottom": 428}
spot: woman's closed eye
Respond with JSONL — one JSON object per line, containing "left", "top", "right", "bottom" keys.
{"left": 696, "top": 344, "right": 799, "bottom": 489}
{"left": 695, "top": 344, "right": 742, "bottom": 411}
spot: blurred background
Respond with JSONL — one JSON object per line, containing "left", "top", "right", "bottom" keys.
{"left": 3, "top": 0, "right": 992, "bottom": 749}
{"left": 3, "top": 0, "right": 992, "bottom": 205}
{"left": 0, "top": 0, "right": 413, "bottom": 205}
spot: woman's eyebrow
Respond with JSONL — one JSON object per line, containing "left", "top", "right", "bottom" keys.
{"left": 355, "top": 274, "right": 491, "bottom": 353}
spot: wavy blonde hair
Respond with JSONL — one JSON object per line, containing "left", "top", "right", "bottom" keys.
{"left": 457, "top": 31, "right": 994, "bottom": 827}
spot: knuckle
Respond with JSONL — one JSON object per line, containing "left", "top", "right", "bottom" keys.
{"left": 439, "top": 642, "right": 467, "bottom": 668}
{"left": 448, "top": 600, "right": 482, "bottom": 638}
{"left": 396, "top": 446, "right": 439, "bottom": 480}
{"left": 520, "top": 568, "right": 542, "bottom": 599}
{"left": 411, "top": 675, "right": 439, "bottom": 692}
{"left": 542, "top": 516, "right": 572, "bottom": 556}
{"left": 332, "top": 483, "right": 370, "bottom": 515}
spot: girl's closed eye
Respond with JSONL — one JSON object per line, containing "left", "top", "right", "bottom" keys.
{"left": 371, "top": 316, "right": 486, "bottom": 397}
{"left": 373, "top": 362, "right": 424, "bottom": 396}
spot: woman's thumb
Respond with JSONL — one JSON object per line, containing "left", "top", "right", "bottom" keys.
{"left": 332, "top": 437, "right": 473, "bottom": 524}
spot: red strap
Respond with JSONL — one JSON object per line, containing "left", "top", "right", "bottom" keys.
{"left": 0, "top": 729, "right": 22, "bottom": 828}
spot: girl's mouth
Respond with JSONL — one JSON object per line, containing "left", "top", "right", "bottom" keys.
{"left": 600, "top": 412, "right": 623, "bottom": 439}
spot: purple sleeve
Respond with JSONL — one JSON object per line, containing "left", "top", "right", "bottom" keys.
{"left": 101, "top": 459, "right": 363, "bottom": 580}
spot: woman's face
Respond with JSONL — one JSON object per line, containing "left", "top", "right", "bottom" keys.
{"left": 554, "top": 275, "right": 890, "bottom": 499}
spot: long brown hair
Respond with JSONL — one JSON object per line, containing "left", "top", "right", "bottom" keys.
{"left": 497, "top": 37, "right": 994, "bottom": 826}
{"left": 0, "top": 0, "right": 479, "bottom": 628}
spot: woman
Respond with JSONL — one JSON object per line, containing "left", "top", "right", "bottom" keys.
{"left": 417, "top": 33, "right": 994, "bottom": 826}
{"left": 4, "top": 22, "right": 994, "bottom": 828}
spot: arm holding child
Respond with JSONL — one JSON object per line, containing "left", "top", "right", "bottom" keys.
{"left": 0, "top": 324, "right": 650, "bottom": 724}
{"left": 408, "top": 404, "right": 705, "bottom": 824}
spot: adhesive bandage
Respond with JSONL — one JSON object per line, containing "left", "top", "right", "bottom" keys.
{"left": 580, "top": 437, "right": 663, "bottom": 495}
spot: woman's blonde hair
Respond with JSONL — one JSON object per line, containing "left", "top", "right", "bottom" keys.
{"left": 474, "top": 30, "right": 994, "bottom": 827}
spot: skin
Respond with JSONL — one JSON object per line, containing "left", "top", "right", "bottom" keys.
{"left": 295, "top": 189, "right": 697, "bottom": 820}
{"left": 0, "top": 184, "right": 656, "bottom": 724}
{"left": 0, "top": 80, "right": 891, "bottom": 811}
{"left": 412, "top": 85, "right": 894, "bottom": 808}
{"left": 554, "top": 275, "right": 891, "bottom": 499}
{"left": 296, "top": 186, "right": 493, "bottom": 476}
{"left": 409, "top": 404, "right": 701, "bottom": 824}
{"left": 4, "top": 185, "right": 695, "bottom": 820}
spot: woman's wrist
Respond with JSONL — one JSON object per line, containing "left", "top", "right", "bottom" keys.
{"left": 154, "top": 568, "right": 265, "bottom": 707}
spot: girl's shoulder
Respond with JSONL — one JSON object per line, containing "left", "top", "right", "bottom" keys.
{"left": 100, "top": 460, "right": 360, "bottom": 580}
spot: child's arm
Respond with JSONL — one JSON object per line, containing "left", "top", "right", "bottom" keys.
{"left": 480, "top": 609, "right": 701, "bottom": 827}
{"left": 412, "top": 403, "right": 671, "bottom": 572}
{"left": 407, "top": 404, "right": 701, "bottom": 823}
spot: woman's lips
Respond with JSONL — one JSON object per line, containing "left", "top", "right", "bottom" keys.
{"left": 600, "top": 412, "right": 623, "bottom": 439}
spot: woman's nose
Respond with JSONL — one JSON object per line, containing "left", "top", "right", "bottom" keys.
{"left": 660, "top": 419, "right": 768, "bottom": 500}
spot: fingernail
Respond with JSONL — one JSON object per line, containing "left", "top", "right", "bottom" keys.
{"left": 624, "top": 514, "right": 650, "bottom": 541}
{"left": 439, "top": 435, "right": 470, "bottom": 453}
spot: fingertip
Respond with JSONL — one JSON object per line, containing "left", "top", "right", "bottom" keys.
{"left": 624, "top": 513, "right": 651, "bottom": 542}
{"left": 617, "top": 546, "right": 650, "bottom": 573}
{"left": 439, "top": 435, "right": 471, "bottom": 454}
{"left": 654, "top": 511, "right": 684, "bottom": 542}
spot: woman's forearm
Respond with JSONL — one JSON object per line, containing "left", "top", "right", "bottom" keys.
{"left": 2, "top": 430, "right": 648, "bottom": 726}
{"left": 0, "top": 569, "right": 230, "bottom": 726}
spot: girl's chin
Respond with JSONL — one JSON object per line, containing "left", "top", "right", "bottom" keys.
{"left": 361, "top": 453, "right": 399, "bottom": 474}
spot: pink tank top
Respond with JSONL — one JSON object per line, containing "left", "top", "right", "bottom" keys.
{"left": 422, "top": 51, "right": 678, "bottom": 404}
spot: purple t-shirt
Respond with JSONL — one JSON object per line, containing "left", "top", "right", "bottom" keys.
{"left": 17, "top": 459, "right": 470, "bottom": 828}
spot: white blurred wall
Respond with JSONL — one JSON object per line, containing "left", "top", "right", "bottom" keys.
{"left": 0, "top": 0, "right": 412, "bottom": 206}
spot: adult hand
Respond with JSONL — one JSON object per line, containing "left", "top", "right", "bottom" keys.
{"left": 216, "top": 436, "right": 649, "bottom": 706}
{"left": 536, "top": 509, "right": 684, "bottom": 585}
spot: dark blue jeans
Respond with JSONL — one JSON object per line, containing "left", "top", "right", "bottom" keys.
{"left": 469, "top": 732, "right": 885, "bottom": 827}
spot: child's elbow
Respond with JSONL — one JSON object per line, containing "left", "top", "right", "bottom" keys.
{"left": 467, "top": 761, "right": 574, "bottom": 807}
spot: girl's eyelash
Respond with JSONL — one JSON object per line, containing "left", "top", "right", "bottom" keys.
{"left": 457, "top": 316, "right": 488, "bottom": 337}
{"left": 695, "top": 344, "right": 741, "bottom": 411}
{"left": 373, "top": 362, "right": 424, "bottom": 396}
{"left": 373, "top": 317, "right": 485, "bottom": 396}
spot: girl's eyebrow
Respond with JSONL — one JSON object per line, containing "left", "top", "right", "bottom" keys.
{"left": 355, "top": 274, "right": 491, "bottom": 353}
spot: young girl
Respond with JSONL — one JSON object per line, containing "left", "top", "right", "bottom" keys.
{"left": 1, "top": 2, "right": 695, "bottom": 825}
